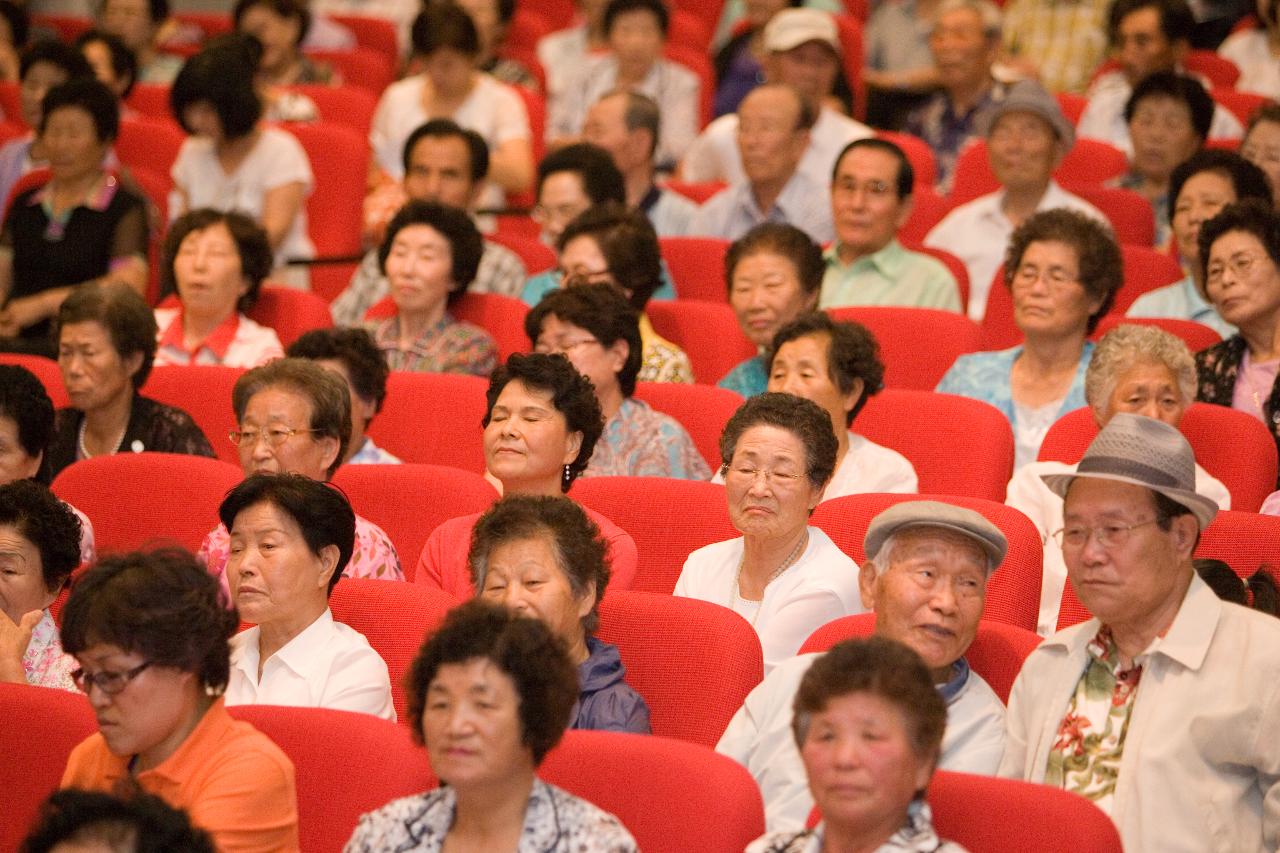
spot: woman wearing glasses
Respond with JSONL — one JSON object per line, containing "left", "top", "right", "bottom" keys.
{"left": 59, "top": 548, "right": 299, "bottom": 852}
{"left": 674, "top": 392, "right": 863, "bottom": 674}
{"left": 1195, "top": 200, "right": 1280, "bottom": 488}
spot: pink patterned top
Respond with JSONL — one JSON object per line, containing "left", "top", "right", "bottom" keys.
{"left": 199, "top": 514, "right": 404, "bottom": 586}
{"left": 23, "top": 609, "right": 76, "bottom": 692}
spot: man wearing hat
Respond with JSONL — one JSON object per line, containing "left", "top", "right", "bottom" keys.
{"left": 680, "top": 8, "right": 872, "bottom": 190}
{"left": 718, "top": 500, "right": 1008, "bottom": 832}
{"left": 1000, "top": 413, "right": 1280, "bottom": 851}
{"left": 924, "top": 79, "right": 1107, "bottom": 320}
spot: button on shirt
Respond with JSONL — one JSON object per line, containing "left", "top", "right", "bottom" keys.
{"left": 819, "top": 240, "right": 963, "bottom": 312}
{"left": 690, "top": 171, "right": 835, "bottom": 244}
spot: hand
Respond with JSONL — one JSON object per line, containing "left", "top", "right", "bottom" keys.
{"left": 0, "top": 294, "right": 49, "bottom": 334}
{"left": 0, "top": 608, "right": 40, "bottom": 661}
{"left": 0, "top": 307, "right": 16, "bottom": 338}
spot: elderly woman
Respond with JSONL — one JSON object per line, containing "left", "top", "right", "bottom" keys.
{"left": 1007, "top": 323, "right": 1233, "bottom": 635}
{"left": 528, "top": 283, "right": 708, "bottom": 479}
{"left": 1196, "top": 199, "right": 1280, "bottom": 488}
{"left": 675, "top": 392, "right": 863, "bottom": 673}
{"left": 719, "top": 223, "right": 822, "bottom": 398}
{"left": 767, "top": 313, "right": 917, "bottom": 497}
{"left": 1128, "top": 150, "right": 1272, "bottom": 337}
{"left": 746, "top": 637, "right": 963, "bottom": 853}
{"left": 154, "top": 209, "right": 284, "bottom": 368}
{"left": 0, "top": 480, "right": 81, "bottom": 691}
{"left": 366, "top": 200, "right": 497, "bottom": 376}
{"left": 48, "top": 283, "right": 215, "bottom": 479}
{"left": 59, "top": 549, "right": 299, "bottom": 851}
{"left": 345, "top": 601, "right": 636, "bottom": 851}
{"left": 199, "top": 358, "right": 402, "bottom": 582}
{"left": 221, "top": 473, "right": 394, "bottom": 719}
{"left": 471, "top": 494, "right": 649, "bottom": 732}
{"left": 1242, "top": 104, "right": 1280, "bottom": 208}
{"left": 937, "top": 209, "right": 1121, "bottom": 470}
{"left": 0, "top": 78, "right": 148, "bottom": 356}
{"left": 417, "top": 352, "right": 638, "bottom": 597}
{"left": 234, "top": 0, "right": 336, "bottom": 88}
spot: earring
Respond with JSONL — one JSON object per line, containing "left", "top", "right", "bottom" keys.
{"left": 562, "top": 464, "right": 572, "bottom": 490}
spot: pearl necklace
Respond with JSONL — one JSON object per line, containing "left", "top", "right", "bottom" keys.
{"left": 734, "top": 530, "right": 809, "bottom": 626}
{"left": 77, "top": 419, "right": 126, "bottom": 460}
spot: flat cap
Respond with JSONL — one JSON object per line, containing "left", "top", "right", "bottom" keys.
{"left": 863, "top": 500, "right": 1008, "bottom": 572}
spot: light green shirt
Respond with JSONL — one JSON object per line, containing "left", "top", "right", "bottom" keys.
{"left": 819, "top": 240, "right": 963, "bottom": 313}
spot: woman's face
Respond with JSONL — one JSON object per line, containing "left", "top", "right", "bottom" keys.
{"left": 724, "top": 423, "right": 823, "bottom": 541}
{"left": 43, "top": 106, "right": 106, "bottom": 185}
{"left": 20, "top": 61, "right": 70, "bottom": 129}
{"left": 227, "top": 501, "right": 336, "bottom": 629}
{"left": 800, "top": 691, "right": 933, "bottom": 838}
{"left": 729, "top": 250, "right": 817, "bottom": 349}
{"left": 182, "top": 101, "right": 224, "bottom": 142}
{"left": 423, "top": 47, "right": 475, "bottom": 98}
{"left": 238, "top": 4, "right": 301, "bottom": 73}
{"left": 1172, "top": 170, "right": 1236, "bottom": 266}
{"left": 533, "top": 314, "right": 627, "bottom": 402}
{"left": 0, "top": 415, "right": 42, "bottom": 485}
{"left": 478, "top": 533, "right": 592, "bottom": 649}
{"left": 58, "top": 321, "right": 141, "bottom": 415}
{"left": 0, "top": 524, "right": 54, "bottom": 625}
{"left": 608, "top": 9, "right": 663, "bottom": 71}
{"left": 385, "top": 223, "right": 457, "bottom": 319}
{"left": 174, "top": 223, "right": 249, "bottom": 322}
{"left": 1128, "top": 95, "right": 1201, "bottom": 184}
{"left": 558, "top": 235, "right": 618, "bottom": 289}
{"left": 100, "top": 0, "right": 156, "bottom": 53}
{"left": 1242, "top": 119, "right": 1280, "bottom": 205}
{"left": 1009, "top": 240, "right": 1102, "bottom": 340}
{"left": 237, "top": 385, "right": 340, "bottom": 481}
{"left": 1101, "top": 360, "right": 1187, "bottom": 427}
{"left": 767, "top": 333, "right": 862, "bottom": 438}
{"left": 483, "top": 380, "right": 583, "bottom": 493}
{"left": 1204, "top": 229, "right": 1280, "bottom": 329}
{"left": 421, "top": 657, "right": 534, "bottom": 787}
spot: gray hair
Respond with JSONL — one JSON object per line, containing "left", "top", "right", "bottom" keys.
{"left": 1084, "top": 324, "right": 1197, "bottom": 417}
{"left": 866, "top": 530, "right": 998, "bottom": 577}
{"left": 933, "top": 0, "right": 1003, "bottom": 39}
{"left": 601, "top": 88, "right": 660, "bottom": 159}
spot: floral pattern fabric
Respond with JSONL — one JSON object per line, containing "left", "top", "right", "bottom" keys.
{"left": 200, "top": 516, "right": 403, "bottom": 583}
{"left": 1196, "top": 335, "right": 1280, "bottom": 489}
{"left": 367, "top": 312, "right": 497, "bottom": 376}
{"left": 22, "top": 609, "right": 76, "bottom": 691}
{"left": 583, "top": 398, "right": 710, "bottom": 480}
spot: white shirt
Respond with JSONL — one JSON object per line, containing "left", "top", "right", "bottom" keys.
{"left": 311, "top": 0, "right": 419, "bottom": 54}
{"left": 674, "top": 527, "right": 863, "bottom": 673}
{"left": 718, "top": 651, "right": 1006, "bottom": 831}
{"left": 825, "top": 433, "right": 919, "bottom": 499}
{"left": 924, "top": 181, "right": 1108, "bottom": 320}
{"left": 537, "top": 26, "right": 591, "bottom": 99}
{"left": 1077, "top": 70, "right": 1243, "bottom": 157}
{"left": 226, "top": 608, "right": 396, "bottom": 721}
{"left": 1005, "top": 458, "right": 1232, "bottom": 636}
{"left": 153, "top": 308, "right": 284, "bottom": 369}
{"left": 1219, "top": 30, "right": 1280, "bottom": 99}
{"left": 680, "top": 107, "right": 874, "bottom": 189}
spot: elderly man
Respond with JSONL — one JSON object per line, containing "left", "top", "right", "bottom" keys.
{"left": 925, "top": 80, "right": 1106, "bottom": 320}
{"left": 681, "top": 8, "right": 872, "bottom": 189}
{"left": 331, "top": 119, "right": 527, "bottom": 325}
{"left": 690, "top": 84, "right": 834, "bottom": 244}
{"left": 820, "top": 138, "right": 962, "bottom": 311}
{"left": 1000, "top": 413, "right": 1280, "bottom": 851}
{"left": 718, "top": 500, "right": 1008, "bottom": 832}
{"left": 582, "top": 89, "right": 698, "bottom": 236}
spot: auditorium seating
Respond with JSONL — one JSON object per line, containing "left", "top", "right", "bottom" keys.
{"left": 365, "top": 292, "right": 530, "bottom": 362}
{"left": 948, "top": 139, "right": 1129, "bottom": 205}
{"left": 659, "top": 236, "right": 731, "bottom": 302}
{"left": 1091, "top": 314, "right": 1222, "bottom": 351}
{"left": 0, "top": 353, "right": 67, "bottom": 407}
{"left": 1064, "top": 184, "right": 1156, "bottom": 246}
{"left": 486, "top": 231, "right": 557, "bottom": 274}
{"left": 633, "top": 381, "right": 743, "bottom": 468}
{"left": 326, "top": 14, "right": 399, "bottom": 58}
{"left": 645, "top": 299, "right": 757, "bottom": 385}
{"left": 825, "top": 307, "right": 982, "bottom": 390}
{"left": 365, "top": 372, "right": 489, "bottom": 469}
{"left": 142, "top": 365, "right": 244, "bottom": 465}
{"left": 285, "top": 85, "right": 378, "bottom": 134}
{"left": 875, "top": 130, "right": 937, "bottom": 189}
{"left": 285, "top": 123, "right": 368, "bottom": 260}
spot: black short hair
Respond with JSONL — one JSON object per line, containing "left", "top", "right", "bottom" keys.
{"left": 287, "top": 328, "right": 390, "bottom": 418}
{"left": 0, "top": 364, "right": 54, "bottom": 482}
{"left": 483, "top": 353, "right": 604, "bottom": 491}
{"left": 57, "top": 283, "right": 158, "bottom": 390}
{"left": 402, "top": 118, "right": 489, "bottom": 184}
{"left": 719, "top": 391, "right": 838, "bottom": 490}
{"left": 405, "top": 600, "right": 578, "bottom": 764}
{"left": 603, "top": 0, "right": 668, "bottom": 37}
{"left": 1168, "top": 149, "right": 1271, "bottom": 228}
{"left": 218, "top": 473, "right": 356, "bottom": 595}
{"left": 1194, "top": 558, "right": 1279, "bottom": 615}
{"left": 469, "top": 494, "right": 610, "bottom": 633}
{"left": 526, "top": 282, "right": 643, "bottom": 396}
{"left": 1198, "top": 198, "right": 1280, "bottom": 281}
{"left": 60, "top": 548, "right": 240, "bottom": 693}
{"left": 233, "top": 0, "right": 311, "bottom": 46}
{"left": 1107, "top": 0, "right": 1194, "bottom": 46}
{"left": 0, "top": 479, "right": 81, "bottom": 595}
{"left": 411, "top": 3, "right": 480, "bottom": 58}
{"left": 0, "top": 2, "right": 28, "bottom": 49}
{"left": 231, "top": 358, "right": 353, "bottom": 477}
{"left": 74, "top": 30, "right": 138, "bottom": 98}
{"left": 724, "top": 223, "right": 824, "bottom": 299}
{"left": 1124, "top": 70, "right": 1214, "bottom": 142}
{"left": 22, "top": 790, "right": 215, "bottom": 853}
{"left": 768, "top": 313, "right": 884, "bottom": 426}
{"left": 161, "top": 209, "right": 274, "bottom": 312}
{"left": 833, "top": 137, "right": 913, "bottom": 199}
{"left": 556, "top": 203, "right": 662, "bottom": 310}
{"left": 378, "top": 200, "right": 484, "bottom": 305}
{"left": 535, "top": 142, "right": 626, "bottom": 207}
{"left": 1003, "top": 208, "right": 1122, "bottom": 334}
{"left": 20, "top": 40, "right": 94, "bottom": 83}
{"left": 170, "top": 35, "right": 263, "bottom": 140}
{"left": 39, "top": 77, "right": 119, "bottom": 143}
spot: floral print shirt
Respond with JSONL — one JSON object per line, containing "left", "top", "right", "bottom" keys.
{"left": 200, "top": 516, "right": 403, "bottom": 585}
{"left": 1045, "top": 625, "right": 1144, "bottom": 813}
{"left": 368, "top": 312, "right": 498, "bottom": 376}
{"left": 23, "top": 609, "right": 76, "bottom": 692}
{"left": 748, "top": 802, "right": 968, "bottom": 852}
{"left": 584, "top": 398, "right": 711, "bottom": 480}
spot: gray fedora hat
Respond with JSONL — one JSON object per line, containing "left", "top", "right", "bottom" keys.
{"left": 1041, "top": 413, "right": 1218, "bottom": 530}
{"left": 863, "top": 500, "right": 1008, "bottom": 572}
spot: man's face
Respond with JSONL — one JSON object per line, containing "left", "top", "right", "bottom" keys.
{"left": 736, "top": 87, "right": 809, "bottom": 187}
{"left": 403, "top": 135, "right": 476, "bottom": 209}
{"left": 771, "top": 40, "right": 841, "bottom": 104}
{"left": 831, "top": 146, "right": 910, "bottom": 260}
{"left": 1116, "top": 6, "right": 1182, "bottom": 83}
{"left": 987, "top": 111, "right": 1061, "bottom": 193}
{"left": 582, "top": 94, "right": 646, "bottom": 173}
{"left": 929, "top": 7, "right": 996, "bottom": 95}
{"left": 534, "top": 171, "right": 592, "bottom": 243}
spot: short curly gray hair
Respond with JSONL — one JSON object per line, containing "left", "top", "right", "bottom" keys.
{"left": 1084, "top": 324, "right": 1196, "bottom": 418}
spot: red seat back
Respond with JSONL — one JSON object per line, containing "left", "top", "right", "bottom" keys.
{"left": 283, "top": 85, "right": 378, "bottom": 134}
{"left": 365, "top": 372, "right": 489, "bottom": 469}
{"left": 910, "top": 244, "right": 970, "bottom": 309}
{"left": 949, "top": 139, "right": 1129, "bottom": 205}
{"left": 1056, "top": 92, "right": 1087, "bottom": 125}
{"left": 659, "top": 236, "right": 732, "bottom": 302}
{"left": 282, "top": 122, "right": 367, "bottom": 259}
{"left": 450, "top": 292, "right": 531, "bottom": 362}
{"left": 142, "top": 365, "right": 244, "bottom": 465}
{"left": 633, "top": 381, "right": 743, "bottom": 469}
{"left": 503, "top": 8, "right": 551, "bottom": 51}
{"left": 825, "top": 307, "right": 982, "bottom": 390}
{"left": 662, "top": 179, "right": 727, "bottom": 204}
{"left": 325, "top": 14, "right": 399, "bottom": 58}
{"left": 0, "top": 353, "right": 67, "bottom": 407}
{"left": 309, "top": 259, "right": 359, "bottom": 303}
{"left": 124, "top": 82, "right": 172, "bottom": 121}
{"left": 899, "top": 185, "right": 953, "bottom": 244}
{"left": 663, "top": 44, "right": 714, "bottom": 126}
{"left": 304, "top": 47, "right": 395, "bottom": 93}
{"left": 31, "top": 13, "right": 94, "bottom": 42}
{"left": 245, "top": 286, "right": 334, "bottom": 348}
{"left": 1063, "top": 183, "right": 1155, "bottom": 246}
{"left": 1211, "top": 87, "right": 1272, "bottom": 126}
{"left": 645, "top": 300, "right": 756, "bottom": 385}
{"left": 116, "top": 116, "right": 186, "bottom": 177}
{"left": 486, "top": 231, "right": 556, "bottom": 274}
{"left": 1091, "top": 314, "right": 1222, "bottom": 352}
{"left": 875, "top": 129, "right": 937, "bottom": 189}
{"left": 1185, "top": 49, "right": 1241, "bottom": 87}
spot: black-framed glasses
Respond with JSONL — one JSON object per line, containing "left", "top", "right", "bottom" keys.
{"left": 72, "top": 661, "right": 153, "bottom": 695}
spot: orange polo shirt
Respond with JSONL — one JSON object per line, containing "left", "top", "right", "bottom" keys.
{"left": 60, "top": 697, "right": 299, "bottom": 853}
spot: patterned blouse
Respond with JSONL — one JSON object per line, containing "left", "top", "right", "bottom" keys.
{"left": 1045, "top": 625, "right": 1144, "bottom": 813}
{"left": 23, "top": 609, "right": 76, "bottom": 692}
{"left": 583, "top": 398, "right": 710, "bottom": 480}
{"left": 344, "top": 779, "right": 636, "bottom": 852}
{"left": 748, "top": 802, "right": 969, "bottom": 852}
{"left": 638, "top": 315, "right": 693, "bottom": 384}
{"left": 368, "top": 313, "right": 498, "bottom": 376}
{"left": 200, "top": 516, "right": 403, "bottom": 583}
{"left": 1196, "top": 335, "right": 1280, "bottom": 489}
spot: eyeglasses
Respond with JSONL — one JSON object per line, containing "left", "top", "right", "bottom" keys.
{"left": 1051, "top": 519, "right": 1160, "bottom": 550}
{"left": 534, "top": 337, "right": 600, "bottom": 356}
{"left": 532, "top": 203, "right": 586, "bottom": 224}
{"left": 228, "top": 427, "right": 319, "bottom": 448}
{"left": 834, "top": 178, "right": 894, "bottom": 200}
{"left": 1010, "top": 264, "right": 1079, "bottom": 290}
{"left": 724, "top": 465, "right": 805, "bottom": 488}
{"left": 1206, "top": 252, "right": 1266, "bottom": 287}
{"left": 72, "top": 661, "right": 153, "bottom": 695}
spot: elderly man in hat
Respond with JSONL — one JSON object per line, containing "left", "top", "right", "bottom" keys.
{"left": 718, "top": 500, "right": 1008, "bottom": 832}
{"left": 1000, "top": 413, "right": 1280, "bottom": 852}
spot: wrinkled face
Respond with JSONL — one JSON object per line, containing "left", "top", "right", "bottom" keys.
{"left": 238, "top": 4, "right": 300, "bottom": 72}
{"left": 533, "top": 313, "right": 626, "bottom": 400}
{"left": 724, "top": 423, "right": 823, "bottom": 541}
{"left": 423, "top": 47, "right": 475, "bottom": 97}
{"left": 20, "top": 61, "right": 70, "bottom": 129}
{"left": 1128, "top": 95, "right": 1201, "bottom": 185}
{"left": 404, "top": 135, "right": 477, "bottom": 209}
{"left": 608, "top": 9, "right": 663, "bottom": 71}
{"left": 737, "top": 87, "right": 809, "bottom": 187}
{"left": 1241, "top": 119, "right": 1280, "bottom": 205}
{"left": 174, "top": 223, "right": 248, "bottom": 322}
{"left": 860, "top": 528, "right": 987, "bottom": 682}
{"left": 1204, "top": 229, "right": 1280, "bottom": 328}
{"left": 831, "top": 146, "right": 909, "bottom": 258}
{"left": 58, "top": 321, "right": 140, "bottom": 416}
{"left": 1171, "top": 170, "right": 1235, "bottom": 265}
{"left": 1116, "top": 6, "right": 1179, "bottom": 83}
{"left": 728, "top": 250, "right": 817, "bottom": 349}
{"left": 768, "top": 333, "right": 861, "bottom": 438}
{"left": 1009, "top": 240, "right": 1102, "bottom": 339}
{"left": 237, "top": 385, "right": 339, "bottom": 481}
{"left": 81, "top": 40, "right": 131, "bottom": 98}
{"left": 929, "top": 7, "right": 994, "bottom": 93}
{"left": 227, "top": 501, "right": 334, "bottom": 628}
{"left": 772, "top": 41, "right": 840, "bottom": 104}
{"left": 478, "top": 533, "right": 593, "bottom": 648}
{"left": 385, "top": 223, "right": 457, "bottom": 317}
{"left": 314, "top": 358, "right": 375, "bottom": 461}
{"left": 0, "top": 524, "right": 54, "bottom": 626}
{"left": 0, "top": 415, "right": 42, "bottom": 486}
{"left": 988, "top": 111, "right": 1059, "bottom": 192}
{"left": 1101, "top": 361, "right": 1186, "bottom": 427}
{"left": 483, "top": 380, "right": 582, "bottom": 492}
{"left": 583, "top": 94, "right": 644, "bottom": 173}
{"left": 421, "top": 658, "right": 533, "bottom": 788}
{"left": 100, "top": 0, "right": 156, "bottom": 53}
{"left": 535, "top": 171, "right": 592, "bottom": 244}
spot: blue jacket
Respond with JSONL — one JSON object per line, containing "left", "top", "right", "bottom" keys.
{"left": 571, "top": 636, "right": 651, "bottom": 734}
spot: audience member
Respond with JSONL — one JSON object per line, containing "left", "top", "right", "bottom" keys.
{"left": 1194, "top": 557, "right": 1279, "bottom": 614}
{"left": 287, "top": 328, "right": 399, "bottom": 465}
{"left": 220, "top": 473, "right": 395, "bottom": 720}
{"left": 548, "top": 0, "right": 699, "bottom": 171}
{"left": 925, "top": 80, "right": 1107, "bottom": 320}
{"left": 48, "top": 283, "right": 215, "bottom": 479}
{"left": 676, "top": 392, "right": 863, "bottom": 673}
{"left": 345, "top": 601, "right": 637, "bottom": 851}
{"left": 311, "top": 0, "right": 418, "bottom": 56}
{"left": 721, "top": 501, "right": 1008, "bottom": 831}
{"left": 821, "top": 138, "right": 962, "bottom": 312}
{"left": 60, "top": 548, "right": 299, "bottom": 851}
{"left": 22, "top": 789, "right": 215, "bottom": 853}
{"left": 75, "top": 30, "right": 137, "bottom": 101}
{"left": 98, "top": 0, "right": 181, "bottom": 83}
{"left": 713, "top": 0, "right": 793, "bottom": 117}
{"left": 364, "top": 200, "right": 498, "bottom": 376}
{"left": 200, "top": 358, "right": 403, "bottom": 582}
{"left": 1000, "top": 0, "right": 1112, "bottom": 94}
{"left": 1240, "top": 102, "right": 1280, "bottom": 206}
{"left": 455, "top": 0, "right": 540, "bottom": 91}
{"left": 1218, "top": 0, "right": 1280, "bottom": 97}
{"left": 530, "top": 142, "right": 626, "bottom": 245}
{"left": 1007, "top": 323, "right": 1231, "bottom": 635}
{"left": 862, "top": 0, "right": 940, "bottom": 112}
{"left": 537, "top": 0, "right": 609, "bottom": 97}
{"left": 0, "top": 1, "right": 25, "bottom": 84}
{"left": 233, "top": 0, "right": 336, "bottom": 88}
{"left": 528, "top": 284, "right": 708, "bottom": 479}
{"left": 1000, "top": 413, "right": 1280, "bottom": 851}
{"left": 469, "top": 494, "right": 651, "bottom": 732}
{"left": 154, "top": 209, "right": 283, "bottom": 368}
{"left": 416, "top": 353, "right": 638, "bottom": 597}
{"left": 743, "top": 637, "right": 968, "bottom": 851}
{"left": 938, "top": 209, "right": 1121, "bottom": 469}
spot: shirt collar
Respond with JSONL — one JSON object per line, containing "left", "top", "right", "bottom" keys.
{"left": 136, "top": 697, "right": 236, "bottom": 785}
{"left": 29, "top": 172, "right": 119, "bottom": 212}
{"left": 264, "top": 608, "right": 337, "bottom": 680}
{"left": 937, "top": 656, "right": 971, "bottom": 703}
{"left": 637, "top": 184, "right": 662, "bottom": 214}
{"left": 825, "top": 238, "right": 908, "bottom": 276}
{"left": 158, "top": 307, "right": 243, "bottom": 361}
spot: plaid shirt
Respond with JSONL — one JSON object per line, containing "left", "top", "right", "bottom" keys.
{"left": 905, "top": 81, "right": 1011, "bottom": 193}
{"left": 1002, "top": 0, "right": 1111, "bottom": 94}
{"left": 369, "top": 312, "right": 498, "bottom": 376}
